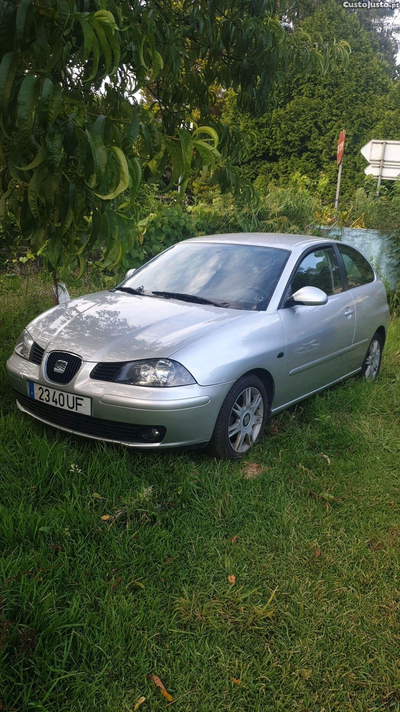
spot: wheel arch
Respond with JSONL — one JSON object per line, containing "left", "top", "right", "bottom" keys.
{"left": 375, "top": 325, "right": 386, "bottom": 347}
{"left": 243, "top": 368, "right": 275, "bottom": 414}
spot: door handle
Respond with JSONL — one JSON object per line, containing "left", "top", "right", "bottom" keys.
{"left": 344, "top": 308, "right": 354, "bottom": 317}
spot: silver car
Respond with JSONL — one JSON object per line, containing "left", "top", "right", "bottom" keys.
{"left": 7, "top": 233, "right": 389, "bottom": 459}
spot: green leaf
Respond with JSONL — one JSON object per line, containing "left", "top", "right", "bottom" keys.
{"left": 28, "top": 164, "right": 47, "bottom": 219}
{"left": 48, "top": 229, "right": 63, "bottom": 269}
{"left": 15, "top": 143, "right": 46, "bottom": 171}
{"left": 163, "top": 139, "right": 184, "bottom": 193}
{"left": 192, "top": 125, "right": 219, "bottom": 148}
{"left": 17, "top": 74, "right": 40, "bottom": 139}
{"left": 137, "top": 34, "right": 147, "bottom": 70}
{"left": 78, "top": 16, "right": 96, "bottom": 62}
{"left": 57, "top": 0, "right": 71, "bottom": 31}
{"left": 76, "top": 128, "right": 88, "bottom": 177}
{"left": 123, "top": 110, "right": 140, "bottom": 150}
{"left": 0, "top": 3, "right": 16, "bottom": 55}
{"left": 43, "top": 38, "right": 64, "bottom": 74}
{"left": 59, "top": 181, "right": 76, "bottom": 236}
{"left": 16, "top": 0, "right": 33, "bottom": 42}
{"left": 61, "top": 205, "right": 74, "bottom": 236}
{"left": 46, "top": 128, "right": 63, "bottom": 173}
{"left": 129, "top": 157, "right": 141, "bottom": 198}
{"left": 118, "top": 157, "right": 141, "bottom": 210}
{"left": 103, "top": 23, "right": 121, "bottom": 73}
{"left": 71, "top": 253, "right": 85, "bottom": 280}
{"left": 93, "top": 10, "right": 117, "bottom": 29}
{"left": 47, "top": 83, "right": 63, "bottom": 127}
{"left": 38, "top": 78, "right": 54, "bottom": 128}
{"left": 0, "top": 188, "right": 11, "bottom": 222}
{"left": 75, "top": 206, "right": 101, "bottom": 255}
{"left": 193, "top": 139, "right": 220, "bottom": 172}
{"left": 102, "top": 209, "right": 121, "bottom": 267}
{"left": 67, "top": 98, "right": 86, "bottom": 127}
{"left": 177, "top": 128, "right": 193, "bottom": 183}
{"left": 151, "top": 50, "right": 164, "bottom": 80}
{"left": 95, "top": 146, "right": 129, "bottom": 200}
{"left": 87, "top": 33, "right": 101, "bottom": 81}
{"left": 108, "top": 239, "right": 122, "bottom": 268}
{"left": 78, "top": 16, "right": 101, "bottom": 80}
{"left": 92, "top": 19, "right": 112, "bottom": 76}
{"left": 148, "top": 124, "right": 162, "bottom": 158}
{"left": 140, "top": 122, "right": 152, "bottom": 157}
{"left": 0, "top": 52, "right": 17, "bottom": 115}
{"left": 86, "top": 127, "right": 107, "bottom": 186}
{"left": 30, "top": 226, "right": 47, "bottom": 253}
{"left": 43, "top": 171, "right": 61, "bottom": 207}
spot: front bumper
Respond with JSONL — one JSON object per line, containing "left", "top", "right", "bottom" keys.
{"left": 6, "top": 352, "right": 232, "bottom": 448}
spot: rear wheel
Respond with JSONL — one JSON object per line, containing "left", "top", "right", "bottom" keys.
{"left": 209, "top": 374, "right": 268, "bottom": 460}
{"left": 360, "top": 332, "right": 383, "bottom": 380}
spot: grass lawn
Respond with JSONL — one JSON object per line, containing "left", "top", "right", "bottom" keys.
{"left": 1, "top": 273, "right": 400, "bottom": 711}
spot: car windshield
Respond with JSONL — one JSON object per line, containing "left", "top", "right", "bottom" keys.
{"left": 120, "top": 242, "right": 290, "bottom": 310}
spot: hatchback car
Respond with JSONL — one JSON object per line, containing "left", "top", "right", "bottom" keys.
{"left": 7, "top": 233, "right": 389, "bottom": 459}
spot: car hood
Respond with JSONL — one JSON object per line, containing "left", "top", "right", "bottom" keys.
{"left": 28, "top": 291, "right": 247, "bottom": 362}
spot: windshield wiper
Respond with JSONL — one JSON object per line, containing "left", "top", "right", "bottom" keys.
{"left": 151, "top": 290, "right": 229, "bottom": 308}
{"left": 115, "top": 286, "right": 148, "bottom": 296}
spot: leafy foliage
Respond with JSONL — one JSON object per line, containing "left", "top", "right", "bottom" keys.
{"left": 0, "top": 0, "right": 349, "bottom": 277}
{"left": 222, "top": 0, "right": 397, "bottom": 204}
{"left": 120, "top": 185, "right": 317, "bottom": 269}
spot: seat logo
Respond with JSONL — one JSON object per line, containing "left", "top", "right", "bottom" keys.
{"left": 53, "top": 359, "right": 68, "bottom": 374}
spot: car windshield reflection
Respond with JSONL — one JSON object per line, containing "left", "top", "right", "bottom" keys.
{"left": 120, "top": 242, "right": 290, "bottom": 310}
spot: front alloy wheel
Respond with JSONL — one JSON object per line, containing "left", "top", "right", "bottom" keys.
{"left": 209, "top": 374, "right": 268, "bottom": 460}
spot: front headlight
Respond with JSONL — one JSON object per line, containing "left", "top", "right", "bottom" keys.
{"left": 115, "top": 359, "right": 196, "bottom": 387}
{"left": 14, "top": 329, "right": 34, "bottom": 360}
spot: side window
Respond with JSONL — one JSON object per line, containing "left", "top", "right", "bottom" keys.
{"left": 337, "top": 245, "right": 374, "bottom": 288}
{"left": 291, "top": 247, "right": 342, "bottom": 296}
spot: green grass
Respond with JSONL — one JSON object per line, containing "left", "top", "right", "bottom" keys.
{"left": 1, "top": 273, "right": 400, "bottom": 711}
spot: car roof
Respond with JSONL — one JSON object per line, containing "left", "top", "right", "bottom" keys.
{"left": 186, "top": 232, "right": 330, "bottom": 250}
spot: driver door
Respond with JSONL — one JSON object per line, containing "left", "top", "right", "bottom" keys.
{"left": 276, "top": 246, "right": 356, "bottom": 409}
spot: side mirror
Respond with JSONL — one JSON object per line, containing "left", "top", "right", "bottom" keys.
{"left": 291, "top": 286, "right": 328, "bottom": 306}
{"left": 124, "top": 268, "right": 136, "bottom": 280}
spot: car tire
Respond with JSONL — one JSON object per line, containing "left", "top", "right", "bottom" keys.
{"left": 208, "top": 374, "right": 269, "bottom": 460}
{"left": 360, "top": 331, "right": 383, "bottom": 381}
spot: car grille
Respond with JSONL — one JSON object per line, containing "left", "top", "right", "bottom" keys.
{"left": 14, "top": 390, "right": 166, "bottom": 444}
{"left": 29, "top": 342, "right": 45, "bottom": 365}
{"left": 46, "top": 352, "right": 82, "bottom": 384}
{"left": 90, "top": 362, "right": 125, "bottom": 382}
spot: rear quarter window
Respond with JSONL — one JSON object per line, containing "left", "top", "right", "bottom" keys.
{"left": 338, "top": 244, "right": 374, "bottom": 288}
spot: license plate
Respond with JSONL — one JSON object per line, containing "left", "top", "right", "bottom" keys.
{"left": 29, "top": 382, "right": 92, "bottom": 416}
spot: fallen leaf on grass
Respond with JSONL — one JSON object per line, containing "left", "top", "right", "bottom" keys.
{"left": 134, "top": 696, "right": 146, "bottom": 711}
{"left": 320, "top": 491, "right": 335, "bottom": 502}
{"left": 148, "top": 674, "right": 173, "bottom": 702}
{"left": 228, "top": 574, "right": 236, "bottom": 585}
{"left": 308, "top": 490, "right": 336, "bottom": 503}
{"left": 112, "top": 577, "right": 122, "bottom": 591}
{"left": 93, "top": 492, "right": 103, "bottom": 500}
{"left": 315, "top": 548, "right": 321, "bottom": 558}
{"left": 299, "top": 464, "right": 313, "bottom": 476}
{"left": 161, "top": 690, "right": 173, "bottom": 702}
{"left": 244, "top": 462, "right": 267, "bottom": 480}
{"left": 101, "top": 515, "right": 111, "bottom": 521}
{"left": 232, "top": 677, "right": 240, "bottom": 684}
{"left": 230, "top": 534, "right": 240, "bottom": 544}
{"left": 318, "top": 453, "right": 331, "bottom": 465}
